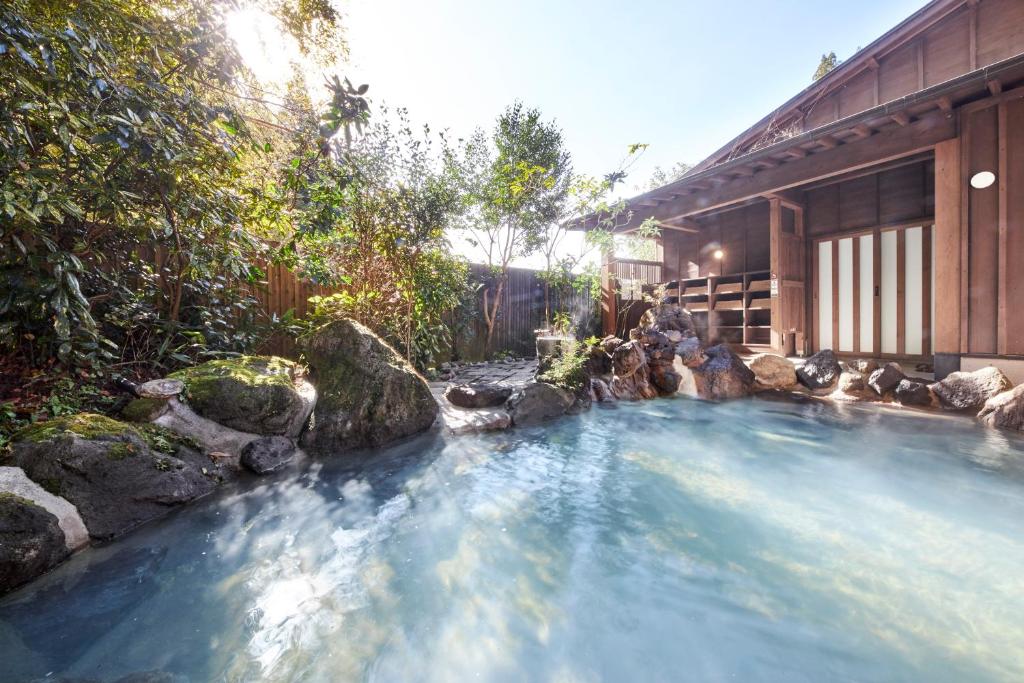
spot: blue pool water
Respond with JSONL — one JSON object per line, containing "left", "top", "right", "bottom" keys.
{"left": 3, "top": 396, "right": 1024, "bottom": 682}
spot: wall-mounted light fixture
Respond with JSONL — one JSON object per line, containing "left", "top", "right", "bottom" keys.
{"left": 970, "top": 171, "right": 996, "bottom": 189}
{"left": 713, "top": 249, "right": 724, "bottom": 260}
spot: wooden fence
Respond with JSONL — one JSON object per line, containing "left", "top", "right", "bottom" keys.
{"left": 254, "top": 262, "right": 598, "bottom": 363}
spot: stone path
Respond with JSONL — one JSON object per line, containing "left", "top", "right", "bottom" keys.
{"left": 429, "top": 359, "right": 537, "bottom": 435}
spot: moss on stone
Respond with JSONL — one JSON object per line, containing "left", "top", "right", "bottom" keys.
{"left": 105, "top": 441, "right": 138, "bottom": 460}
{"left": 135, "top": 424, "right": 200, "bottom": 455}
{"left": 0, "top": 491, "right": 38, "bottom": 510}
{"left": 121, "top": 397, "right": 167, "bottom": 423}
{"left": 168, "top": 355, "right": 296, "bottom": 404}
{"left": 14, "top": 413, "right": 134, "bottom": 444}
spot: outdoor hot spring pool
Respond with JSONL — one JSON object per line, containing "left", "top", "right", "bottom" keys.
{"left": 3, "top": 396, "right": 1024, "bottom": 682}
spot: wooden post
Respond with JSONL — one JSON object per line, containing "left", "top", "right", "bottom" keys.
{"left": 933, "top": 137, "right": 962, "bottom": 355}
{"left": 769, "top": 198, "right": 782, "bottom": 351}
{"left": 600, "top": 253, "right": 618, "bottom": 338}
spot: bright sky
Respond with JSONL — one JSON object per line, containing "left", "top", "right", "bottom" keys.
{"left": 231, "top": 0, "right": 931, "bottom": 267}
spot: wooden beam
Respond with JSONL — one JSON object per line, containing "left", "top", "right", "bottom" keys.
{"left": 769, "top": 198, "right": 782, "bottom": 351}
{"left": 786, "top": 147, "right": 808, "bottom": 159}
{"left": 851, "top": 123, "right": 873, "bottom": 139}
{"left": 922, "top": 226, "right": 931, "bottom": 357}
{"left": 817, "top": 136, "right": 839, "bottom": 150}
{"left": 637, "top": 199, "right": 660, "bottom": 207}
{"left": 897, "top": 229, "right": 906, "bottom": 355}
{"left": 873, "top": 227, "right": 882, "bottom": 355}
{"left": 933, "top": 137, "right": 961, "bottom": 354}
{"left": 937, "top": 96, "right": 953, "bottom": 114}
{"left": 754, "top": 159, "right": 779, "bottom": 169}
{"left": 998, "top": 102, "right": 1008, "bottom": 354}
{"left": 655, "top": 221, "right": 699, "bottom": 234}
{"left": 731, "top": 166, "right": 755, "bottom": 177}
{"left": 892, "top": 111, "right": 911, "bottom": 127}
{"left": 617, "top": 111, "right": 954, "bottom": 229}
{"left": 853, "top": 236, "right": 861, "bottom": 353}
{"left": 988, "top": 79, "right": 1003, "bottom": 97}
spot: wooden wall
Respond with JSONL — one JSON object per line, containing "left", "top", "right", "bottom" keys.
{"left": 804, "top": 0, "right": 1024, "bottom": 133}
{"left": 661, "top": 201, "right": 771, "bottom": 280}
{"left": 804, "top": 160, "right": 935, "bottom": 238}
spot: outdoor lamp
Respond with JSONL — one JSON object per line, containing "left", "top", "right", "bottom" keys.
{"left": 713, "top": 249, "right": 724, "bottom": 260}
{"left": 970, "top": 171, "right": 996, "bottom": 189}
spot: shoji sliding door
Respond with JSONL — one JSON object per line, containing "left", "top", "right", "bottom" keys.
{"left": 815, "top": 225, "right": 933, "bottom": 358}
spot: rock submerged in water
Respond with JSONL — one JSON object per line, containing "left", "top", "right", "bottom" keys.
{"left": 240, "top": 436, "right": 296, "bottom": 475}
{"left": 868, "top": 363, "right": 905, "bottom": 396}
{"left": 894, "top": 378, "right": 933, "bottom": 406}
{"left": 444, "top": 382, "right": 512, "bottom": 409}
{"left": 168, "top": 356, "right": 315, "bottom": 438}
{"left": 0, "top": 493, "right": 69, "bottom": 594}
{"left": 507, "top": 382, "right": 574, "bottom": 425}
{"left": 978, "top": 385, "right": 1024, "bottom": 430}
{"left": 796, "top": 349, "right": 842, "bottom": 390}
{"left": 300, "top": 319, "right": 438, "bottom": 452}
{"left": 932, "top": 366, "right": 1012, "bottom": 411}
{"left": 749, "top": 353, "right": 797, "bottom": 390}
{"left": 693, "top": 344, "right": 755, "bottom": 400}
{"left": 10, "top": 414, "right": 222, "bottom": 541}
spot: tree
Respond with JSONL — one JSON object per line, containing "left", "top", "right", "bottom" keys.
{"left": 298, "top": 108, "right": 469, "bottom": 369}
{"left": 643, "top": 161, "right": 692, "bottom": 191}
{"left": 450, "top": 103, "right": 571, "bottom": 354}
{"left": 813, "top": 51, "right": 839, "bottom": 81}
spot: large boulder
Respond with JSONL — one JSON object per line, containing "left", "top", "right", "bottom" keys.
{"left": 978, "top": 385, "right": 1024, "bottom": 431}
{"left": 609, "top": 341, "right": 657, "bottom": 400}
{"left": 692, "top": 344, "right": 755, "bottom": 400}
{"left": 0, "top": 493, "right": 69, "bottom": 594}
{"left": 240, "top": 436, "right": 296, "bottom": 475}
{"left": 675, "top": 337, "right": 706, "bottom": 368}
{"left": 600, "top": 336, "right": 624, "bottom": 355}
{"left": 796, "top": 350, "right": 842, "bottom": 390}
{"left": 894, "top": 379, "right": 933, "bottom": 406}
{"left": 300, "top": 319, "right": 438, "bottom": 452}
{"left": 507, "top": 382, "right": 574, "bottom": 425}
{"left": 10, "top": 414, "right": 221, "bottom": 541}
{"left": 0, "top": 466, "right": 88, "bottom": 552}
{"left": 444, "top": 383, "right": 512, "bottom": 409}
{"left": 749, "top": 354, "right": 797, "bottom": 390}
{"left": 168, "top": 356, "right": 315, "bottom": 437}
{"left": 932, "top": 366, "right": 1013, "bottom": 411}
{"left": 868, "top": 363, "right": 905, "bottom": 396}
{"left": 583, "top": 345, "right": 613, "bottom": 377}
{"left": 637, "top": 304, "right": 697, "bottom": 337}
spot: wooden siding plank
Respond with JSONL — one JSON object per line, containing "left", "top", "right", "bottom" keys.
{"left": 873, "top": 226, "right": 883, "bottom": 355}
{"left": 1006, "top": 96, "right": 1024, "bottom": 353}
{"left": 832, "top": 239, "right": 840, "bottom": 350}
{"left": 922, "top": 226, "right": 932, "bottom": 357}
{"left": 967, "top": 105, "right": 1000, "bottom": 353}
{"left": 853, "top": 236, "right": 861, "bottom": 353}
{"left": 897, "top": 229, "right": 906, "bottom": 356}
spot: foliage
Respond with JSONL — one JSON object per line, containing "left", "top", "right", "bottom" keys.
{"left": 449, "top": 103, "right": 571, "bottom": 353}
{"left": 538, "top": 340, "right": 588, "bottom": 393}
{"left": 642, "top": 161, "right": 692, "bottom": 191}
{"left": 0, "top": 1, "right": 291, "bottom": 372}
{"left": 813, "top": 51, "right": 839, "bottom": 81}
{"left": 295, "top": 109, "right": 471, "bottom": 370}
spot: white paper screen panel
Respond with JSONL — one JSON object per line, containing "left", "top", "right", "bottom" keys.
{"left": 818, "top": 241, "right": 833, "bottom": 351}
{"left": 838, "top": 238, "right": 854, "bottom": 352}
{"left": 904, "top": 227, "right": 923, "bottom": 356}
{"left": 859, "top": 235, "right": 874, "bottom": 353}
{"left": 881, "top": 231, "right": 898, "bottom": 355}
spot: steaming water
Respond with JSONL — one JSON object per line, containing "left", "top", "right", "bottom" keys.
{"left": 4, "top": 396, "right": 1024, "bottom": 682}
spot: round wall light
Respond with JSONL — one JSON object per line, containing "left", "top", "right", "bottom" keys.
{"left": 970, "top": 171, "right": 996, "bottom": 189}
{"left": 713, "top": 249, "right": 724, "bottom": 260}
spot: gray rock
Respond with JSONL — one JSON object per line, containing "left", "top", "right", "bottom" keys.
{"left": 648, "top": 361, "right": 681, "bottom": 395}
{"left": 0, "top": 466, "right": 88, "bottom": 552}
{"left": 300, "top": 319, "right": 438, "bottom": 452}
{"left": 978, "top": 385, "right": 1024, "bottom": 431}
{"left": 507, "top": 382, "right": 574, "bottom": 425}
{"left": 894, "top": 379, "right": 933, "bottom": 406}
{"left": 612, "top": 340, "right": 647, "bottom": 378}
{"left": 0, "top": 493, "right": 69, "bottom": 594}
{"left": 11, "top": 414, "right": 219, "bottom": 541}
{"left": 836, "top": 371, "right": 866, "bottom": 394}
{"left": 591, "top": 378, "right": 614, "bottom": 402}
{"left": 675, "top": 337, "right": 706, "bottom": 368}
{"left": 600, "top": 336, "right": 624, "bottom": 355}
{"left": 638, "top": 304, "right": 697, "bottom": 337}
{"left": 749, "top": 354, "right": 797, "bottom": 390}
{"left": 796, "top": 349, "right": 843, "bottom": 390}
{"left": 854, "top": 359, "right": 880, "bottom": 375}
{"left": 932, "top": 366, "right": 1013, "bottom": 411}
{"left": 693, "top": 344, "right": 755, "bottom": 400}
{"left": 583, "top": 345, "right": 613, "bottom": 377}
{"left": 444, "top": 383, "right": 513, "bottom": 409}
{"left": 868, "top": 363, "right": 905, "bottom": 396}
{"left": 135, "top": 379, "right": 184, "bottom": 399}
{"left": 168, "top": 356, "right": 315, "bottom": 437}
{"left": 240, "top": 436, "right": 296, "bottom": 475}
{"left": 154, "top": 398, "right": 259, "bottom": 458}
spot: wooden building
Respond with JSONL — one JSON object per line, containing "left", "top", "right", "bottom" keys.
{"left": 578, "top": 0, "right": 1024, "bottom": 381}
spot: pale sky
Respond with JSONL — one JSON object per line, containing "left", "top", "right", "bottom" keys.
{"left": 232, "top": 0, "right": 931, "bottom": 267}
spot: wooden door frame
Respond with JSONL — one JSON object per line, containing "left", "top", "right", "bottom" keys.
{"left": 811, "top": 219, "right": 934, "bottom": 360}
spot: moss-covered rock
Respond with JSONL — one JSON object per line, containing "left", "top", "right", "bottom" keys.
{"left": 121, "top": 397, "right": 169, "bottom": 423}
{"left": 10, "top": 413, "right": 223, "bottom": 541}
{"left": 300, "top": 319, "right": 438, "bottom": 452}
{"left": 0, "top": 491, "right": 69, "bottom": 594}
{"left": 168, "top": 356, "right": 314, "bottom": 437}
